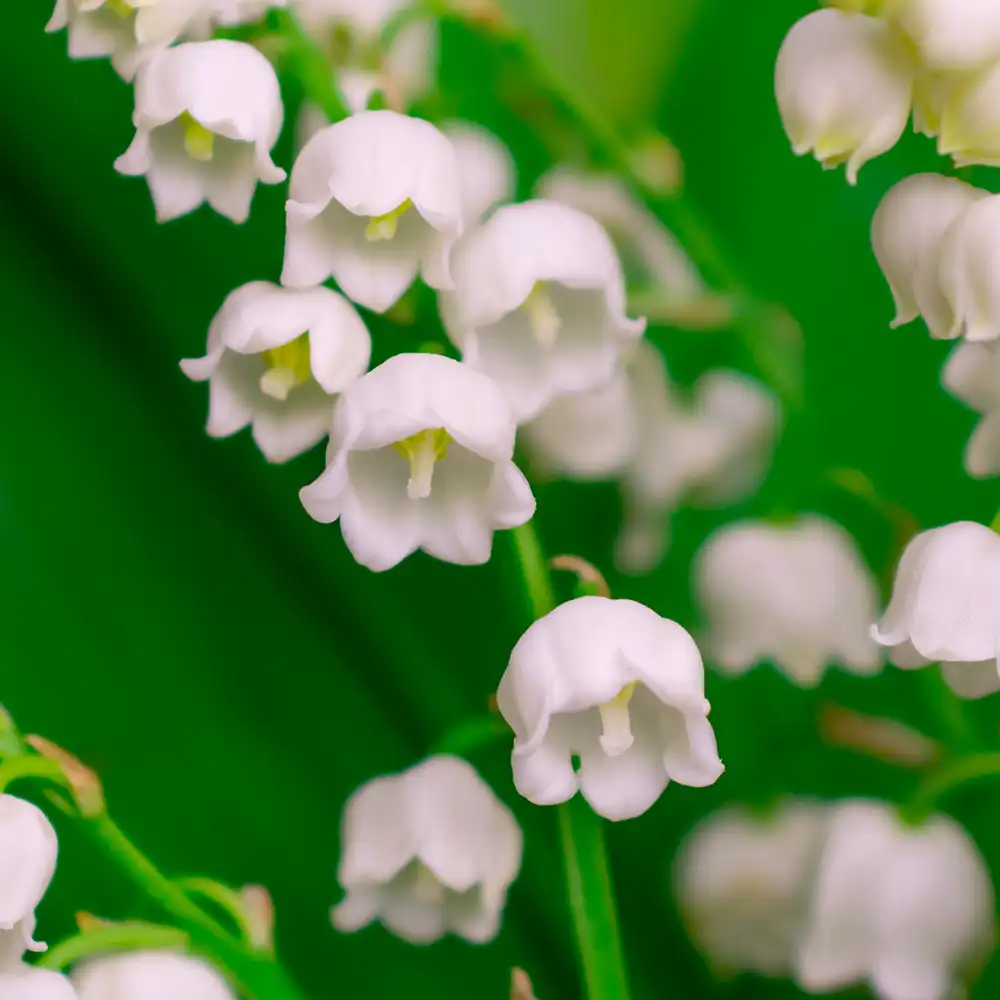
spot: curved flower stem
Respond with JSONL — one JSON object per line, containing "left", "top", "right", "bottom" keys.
{"left": 508, "top": 524, "right": 633, "bottom": 1000}
{"left": 39, "top": 924, "right": 190, "bottom": 971}
{"left": 430, "top": 715, "right": 510, "bottom": 757}
{"left": 902, "top": 752, "right": 1000, "bottom": 825}
{"left": 272, "top": 9, "right": 350, "bottom": 123}
{"left": 0, "top": 755, "right": 71, "bottom": 795}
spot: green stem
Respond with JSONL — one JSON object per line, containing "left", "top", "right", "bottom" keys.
{"left": 903, "top": 752, "right": 1000, "bottom": 824}
{"left": 430, "top": 715, "right": 509, "bottom": 757}
{"left": 39, "top": 924, "right": 190, "bottom": 971}
{"left": 0, "top": 756, "right": 71, "bottom": 795}
{"left": 510, "top": 523, "right": 556, "bottom": 620}
{"left": 178, "top": 878, "right": 260, "bottom": 950}
{"left": 273, "top": 10, "right": 350, "bottom": 122}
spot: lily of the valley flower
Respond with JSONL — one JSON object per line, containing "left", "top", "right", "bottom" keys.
{"left": 794, "top": 800, "right": 993, "bottom": 1000}
{"left": 775, "top": 8, "right": 915, "bottom": 184}
{"left": 299, "top": 353, "right": 535, "bottom": 571}
{"left": 0, "top": 935, "right": 78, "bottom": 1000}
{"left": 180, "top": 281, "right": 371, "bottom": 463}
{"left": 940, "top": 64, "right": 1000, "bottom": 167}
{"left": 282, "top": 110, "right": 462, "bottom": 312}
{"left": 72, "top": 951, "right": 236, "bottom": 1000}
{"left": 939, "top": 194, "right": 1000, "bottom": 340}
{"left": 695, "top": 517, "right": 882, "bottom": 687}
{"left": 440, "top": 200, "right": 646, "bottom": 421}
{"left": 674, "top": 800, "right": 830, "bottom": 977}
{"left": 333, "top": 755, "right": 522, "bottom": 944}
{"left": 497, "top": 596, "right": 724, "bottom": 822}
{"left": 896, "top": 0, "right": 1000, "bottom": 71}
{"left": 871, "top": 174, "right": 987, "bottom": 338}
{"left": 943, "top": 340, "right": 1000, "bottom": 477}
{"left": 0, "top": 796, "right": 58, "bottom": 953}
{"left": 115, "top": 40, "right": 285, "bottom": 223}
{"left": 443, "top": 123, "right": 515, "bottom": 226}
{"left": 873, "top": 520, "right": 1000, "bottom": 699}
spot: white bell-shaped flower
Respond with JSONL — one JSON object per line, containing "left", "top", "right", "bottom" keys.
{"left": 795, "top": 800, "right": 993, "bottom": 1000}
{"left": 939, "top": 63, "right": 1000, "bottom": 167}
{"left": 333, "top": 755, "right": 522, "bottom": 944}
{"left": 443, "top": 123, "right": 515, "bottom": 226}
{"left": 939, "top": 194, "right": 1000, "bottom": 340}
{"left": 0, "top": 948, "right": 78, "bottom": 1000}
{"left": 114, "top": 40, "right": 285, "bottom": 224}
{"left": 942, "top": 340, "right": 1000, "bottom": 477}
{"left": 873, "top": 520, "right": 1000, "bottom": 699}
{"left": 0, "top": 796, "right": 58, "bottom": 952}
{"left": 299, "top": 353, "right": 535, "bottom": 571}
{"left": 71, "top": 951, "right": 236, "bottom": 1000}
{"left": 695, "top": 517, "right": 882, "bottom": 687}
{"left": 871, "top": 174, "right": 988, "bottom": 338}
{"left": 282, "top": 111, "right": 462, "bottom": 313}
{"left": 180, "top": 281, "right": 371, "bottom": 463}
{"left": 440, "top": 200, "right": 645, "bottom": 422}
{"left": 674, "top": 800, "right": 830, "bottom": 977}
{"left": 897, "top": 0, "right": 1000, "bottom": 72}
{"left": 497, "top": 596, "right": 724, "bottom": 822}
{"left": 536, "top": 166, "right": 704, "bottom": 298}
{"left": 775, "top": 9, "right": 915, "bottom": 184}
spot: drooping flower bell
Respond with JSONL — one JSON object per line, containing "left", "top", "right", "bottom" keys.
{"left": 939, "top": 194, "right": 1000, "bottom": 340}
{"left": 114, "top": 40, "right": 286, "bottom": 223}
{"left": 873, "top": 520, "right": 1000, "bottom": 699}
{"left": 939, "top": 64, "right": 1000, "bottom": 167}
{"left": 871, "top": 174, "right": 988, "bottom": 338}
{"left": 497, "top": 596, "right": 723, "bottom": 822}
{"left": 942, "top": 340, "right": 1000, "bottom": 477}
{"left": 299, "top": 353, "right": 535, "bottom": 571}
{"left": 71, "top": 951, "right": 237, "bottom": 1000}
{"left": 443, "top": 122, "right": 515, "bottom": 226}
{"left": 895, "top": 0, "right": 1000, "bottom": 72}
{"left": 695, "top": 517, "right": 882, "bottom": 687}
{"left": 0, "top": 796, "right": 58, "bottom": 954}
{"left": 775, "top": 8, "right": 915, "bottom": 184}
{"left": 333, "top": 755, "right": 522, "bottom": 944}
{"left": 180, "top": 281, "right": 371, "bottom": 463}
{"left": 674, "top": 800, "right": 830, "bottom": 977}
{"left": 440, "top": 199, "right": 646, "bottom": 422}
{"left": 281, "top": 110, "right": 463, "bottom": 312}
{"left": 794, "top": 800, "right": 993, "bottom": 1000}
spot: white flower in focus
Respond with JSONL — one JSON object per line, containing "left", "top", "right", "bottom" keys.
{"left": 300, "top": 353, "right": 534, "bottom": 571}
{"left": 497, "top": 596, "right": 724, "bottom": 822}
{"left": 72, "top": 951, "right": 236, "bottom": 1000}
{"left": 180, "top": 281, "right": 371, "bottom": 463}
{"left": 795, "top": 800, "right": 993, "bottom": 1000}
{"left": 443, "top": 123, "right": 515, "bottom": 226}
{"left": 440, "top": 200, "right": 645, "bottom": 422}
{"left": 0, "top": 796, "right": 58, "bottom": 953}
{"left": 282, "top": 111, "right": 461, "bottom": 312}
{"left": 939, "top": 194, "right": 1000, "bottom": 340}
{"left": 536, "top": 166, "right": 704, "bottom": 299}
{"left": 695, "top": 517, "right": 882, "bottom": 687}
{"left": 871, "top": 174, "right": 987, "bottom": 337}
{"left": 873, "top": 521, "right": 1000, "bottom": 699}
{"left": 333, "top": 755, "right": 522, "bottom": 944}
{"left": 943, "top": 340, "right": 1000, "bottom": 477}
{"left": 895, "top": 0, "right": 1000, "bottom": 71}
{"left": 114, "top": 41, "right": 285, "bottom": 223}
{"left": 775, "top": 9, "right": 915, "bottom": 184}
{"left": 674, "top": 800, "right": 830, "bottom": 977}
{"left": 939, "top": 63, "right": 1000, "bottom": 167}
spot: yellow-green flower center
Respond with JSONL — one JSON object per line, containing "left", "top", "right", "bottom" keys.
{"left": 105, "top": 0, "right": 134, "bottom": 17}
{"left": 523, "top": 282, "right": 561, "bottom": 347}
{"left": 260, "top": 334, "right": 312, "bottom": 401}
{"left": 181, "top": 112, "right": 216, "bottom": 162}
{"left": 598, "top": 682, "right": 638, "bottom": 757}
{"left": 410, "top": 861, "right": 445, "bottom": 904}
{"left": 393, "top": 428, "right": 450, "bottom": 500}
{"left": 364, "top": 199, "right": 413, "bottom": 242}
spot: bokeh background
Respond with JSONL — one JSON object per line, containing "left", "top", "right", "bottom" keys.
{"left": 3, "top": 2, "right": 999, "bottom": 999}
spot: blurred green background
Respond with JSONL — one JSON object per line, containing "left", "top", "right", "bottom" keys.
{"left": 3, "top": 2, "right": 1000, "bottom": 999}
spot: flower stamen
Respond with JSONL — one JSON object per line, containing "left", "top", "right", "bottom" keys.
{"left": 181, "top": 113, "right": 216, "bottom": 162}
{"left": 523, "top": 282, "right": 561, "bottom": 347}
{"left": 598, "top": 681, "right": 638, "bottom": 757}
{"left": 394, "top": 428, "right": 451, "bottom": 499}
{"left": 365, "top": 199, "right": 414, "bottom": 242}
{"left": 411, "top": 861, "right": 445, "bottom": 904}
{"left": 260, "top": 334, "right": 312, "bottom": 401}
{"left": 106, "top": 0, "right": 134, "bottom": 17}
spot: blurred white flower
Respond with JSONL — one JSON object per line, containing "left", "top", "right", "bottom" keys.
{"left": 775, "top": 9, "right": 915, "bottom": 184}
{"left": 440, "top": 200, "right": 645, "bottom": 422}
{"left": 333, "top": 755, "right": 522, "bottom": 944}
{"left": 939, "top": 63, "right": 1000, "bottom": 166}
{"left": 795, "top": 800, "right": 993, "bottom": 1000}
{"left": 497, "top": 596, "right": 723, "bottom": 822}
{"left": 300, "top": 353, "right": 534, "bottom": 571}
{"left": 939, "top": 194, "right": 1000, "bottom": 340}
{"left": 0, "top": 952, "right": 78, "bottom": 1000}
{"left": 180, "top": 281, "right": 371, "bottom": 463}
{"left": 943, "top": 340, "right": 1000, "bottom": 477}
{"left": 0, "top": 796, "right": 58, "bottom": 954}
{"left": 674, "top": 800, "right": 830, "bottom": 977}
{"left": 282, "top": 111, "right": 462, "bottom": 312}
{"left": 535, "top": 166, "right": 703, "bottom": 298}
{"left": 871, "top": 174, "right": 987, "bottom": 338}
{"left": 873, "top": 520, "right": 1000, "bottom": 699}
{"left": 443, "top": 123, "right": 516, "bottom": 226}
{"left": 114, "top": 40, "right": 285, "bottom": 223}
{"left": 896, "top": 0, "right": 1000, "bottom": 72}
{"left": 72, "top": 951, "right": 236, "bottom": 1000}
{"left": 695, "top": 517, "right": 882, "bottom": 687}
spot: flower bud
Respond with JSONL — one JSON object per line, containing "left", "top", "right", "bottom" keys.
{"left": 939, "top": 194, "right": 1000, "bottom": 341}
{"left": 896, "top": 0, "right": 1000, "bottom": 71}
{"left": 942, "top": 340, "right": 1000, "bottom": 477}
{"left": 775, "top": 9, "right": 915, "bottom": 184}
